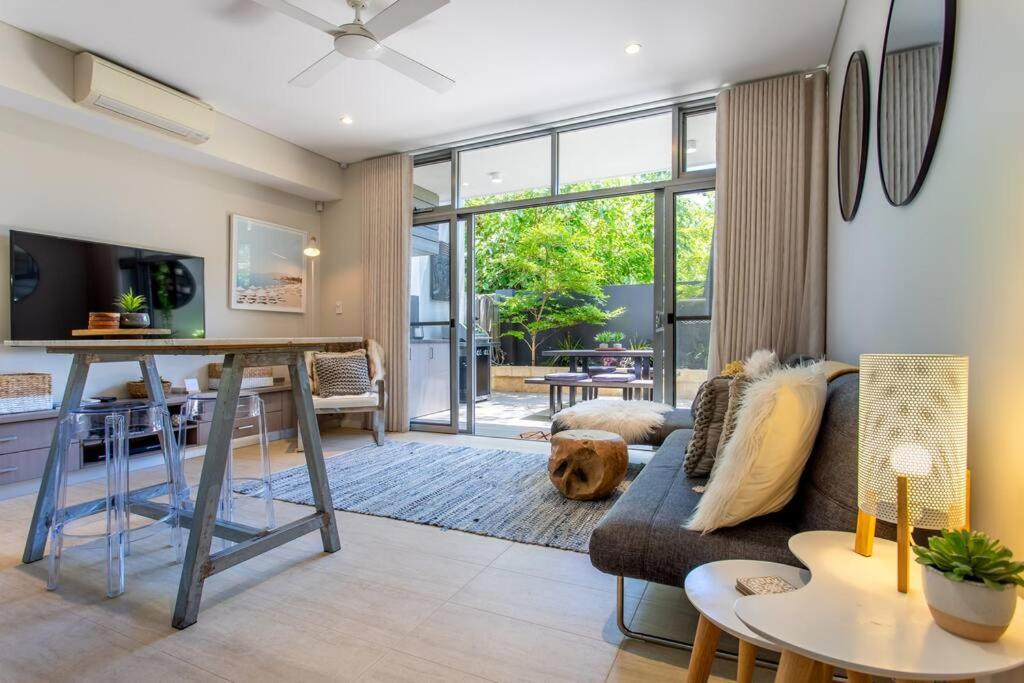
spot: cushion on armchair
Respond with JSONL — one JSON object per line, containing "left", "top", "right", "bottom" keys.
{"left": 314, "top": 351, "right": 371, "bottom": 397}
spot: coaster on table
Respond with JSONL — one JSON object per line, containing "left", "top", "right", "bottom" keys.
{"left": 735, "top": 575, "right": 798, "bottom": 596}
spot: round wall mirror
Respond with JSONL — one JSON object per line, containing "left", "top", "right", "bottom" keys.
{"left": 877, "top": 0, "right": 956, "bottom": 206}
{"left": 838, "top": 51, "right": 869, "bottom": 221}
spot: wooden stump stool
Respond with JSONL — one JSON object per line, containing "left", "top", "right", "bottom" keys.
{"left": 548, "top": 429, "right": 628, "bottom": 500}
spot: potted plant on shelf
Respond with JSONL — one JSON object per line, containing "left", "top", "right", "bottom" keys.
{"left": 115, "top": 289, "right": 150, "bottom": 329}
{"left": 914, "top": 529, "right": 1024, "bottom": 642}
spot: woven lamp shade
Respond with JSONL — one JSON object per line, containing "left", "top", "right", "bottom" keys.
{"left": 857, "top": 354, "right": 968, "bottom": 530}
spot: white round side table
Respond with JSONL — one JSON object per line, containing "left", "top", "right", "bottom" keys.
{"left": 735, "top": 531, "right": 1024, "bottom": 682}
{"left": 683, "top": 560, "right": 809, "bottom": 683}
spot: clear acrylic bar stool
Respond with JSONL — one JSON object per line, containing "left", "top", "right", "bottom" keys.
{"left": 47, "top": 401, "right": 185, "bottom": 598}
{"left": 177, "top": 391, "right": 275, "bottom": 541}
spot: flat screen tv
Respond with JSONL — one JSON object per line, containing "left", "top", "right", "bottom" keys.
{"left": 9, "top": 230, "right": 205, "bottom": 340}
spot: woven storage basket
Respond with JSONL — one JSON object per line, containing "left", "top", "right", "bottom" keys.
{"left": 126, "top": 379, "right": 172, "bottom": 398}
{"left": 207, "top": 363, "right": 274, "bottom": 389}
{"left": 0, "top": 373, "right": 52, "bottom": 414}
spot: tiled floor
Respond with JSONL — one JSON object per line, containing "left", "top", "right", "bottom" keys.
{"left": 0, "top": 428, "right": 768, "bottom": 682}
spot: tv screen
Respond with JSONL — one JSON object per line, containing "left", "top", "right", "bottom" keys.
{"left": 10, "top": 230, "right": 205, "bottom": 340}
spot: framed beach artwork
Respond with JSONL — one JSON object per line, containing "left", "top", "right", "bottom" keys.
{"left": 229, "top": 215, "right": 307, "bottom": 313}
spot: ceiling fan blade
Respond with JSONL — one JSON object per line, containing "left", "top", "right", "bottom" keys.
{"left": 289, "top": 50, "right": 346, "bottom": 87}
{"left": 249, "top": 0, "right": 338, "bottom": 34}
{"left": 376, "top": 46, "right": 454, "bottom": 93}
{"left": 365, "top": 0, "right": 449, "bottom": 41}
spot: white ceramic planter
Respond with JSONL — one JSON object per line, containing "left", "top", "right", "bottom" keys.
{"left": 922, "top": 565, "right": 1017, "bottom": 642}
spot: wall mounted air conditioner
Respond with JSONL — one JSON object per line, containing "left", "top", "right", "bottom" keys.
{"left": 73, "top": 53, "right": 215, "bottom": 144}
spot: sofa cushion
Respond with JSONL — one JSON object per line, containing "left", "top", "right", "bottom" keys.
{"left": 312, "top": 393, "right": 379, "bottom": 410}
{"left": 790, "top": 372, "right": 897, "bottom": 540}
{"left": 683, "top": 376, "right": 732, "bottom": 476}
{"left": 589, "top": 428, "right": 799, "bottom": 585}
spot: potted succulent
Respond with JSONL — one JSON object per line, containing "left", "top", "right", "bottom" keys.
{"left": 594, "top": 331, "right": 619, "bottom": 350}
{"left": 914, "top": 529, "right": 1024, "bottom": 642}
{"left": 115, "top": 289, "right": 150, "bottom": 329}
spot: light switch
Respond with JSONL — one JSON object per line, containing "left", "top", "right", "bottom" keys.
{"left": 335, "top": 301, "right": 343, "bottom": 315}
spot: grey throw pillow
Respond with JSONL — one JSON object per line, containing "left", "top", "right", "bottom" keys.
{"left": 716, "top": 374, "right": 755, "bottom": 460}
{"left": 683, "top": 376, "right": 732, "bottom": 477}
{"left": 315, "top": 353, "right": 371, "bottom": 397}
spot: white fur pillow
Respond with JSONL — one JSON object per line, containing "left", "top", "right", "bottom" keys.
{"left": 686, "top": 363, "right": 827, "bottom": 533}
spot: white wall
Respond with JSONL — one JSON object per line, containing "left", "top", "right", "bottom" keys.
{"left": 0, "top": 104, "right": 324, "bottom": 398}
{"left": 319, "top": 163, "right": 364, "bottom": 338}
{"left": 828, "top": 0, "right": 1024, "bottom": 594}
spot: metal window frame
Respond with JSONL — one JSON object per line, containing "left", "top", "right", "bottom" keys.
{"left": 413, "top": 99, "right": 716, "bottom": 220}
{"left": 411, "top": 103, "right": 717, "bottom": 433}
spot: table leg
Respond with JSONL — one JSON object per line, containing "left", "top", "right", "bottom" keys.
{"left": 685, "top": 614, "right": 721, "bottom": 683}
{"left": 684, "top": 614, "right": 724, "bottom": 683}
{"left": 23, "top": 353, "right": 90, "bottom": 564}
{"left": 845, "top": 671, "right": 870, "bottom": 683}
{"left": 569, "top": 386, "right": 576, "bottom": 407}
{"left": 287, "top": 352, "right": 341, "bottom": 554}
{"left": 776, "top": 650, "right": 820, "bottom": 683}
{"left": 549, "top": 385, "right": 556, "bottom": 416}
{"left": 814, "top": 661, "right": 834, "bottom": 682}
{"left": 173, "top": 353, "right": 246, "bottom": 629}
{"left": 736, "top": 640, "right": 756, "bottom": 683}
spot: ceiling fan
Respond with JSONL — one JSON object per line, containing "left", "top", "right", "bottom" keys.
{"left": 252, "top": 0, "right": 454, "bottom": 93}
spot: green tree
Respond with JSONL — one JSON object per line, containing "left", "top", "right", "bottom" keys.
{"left": 487, "top": 215, "right": 624, "bottom": 365}
{"left": 468, "top": 176, "right": 715, "bottom": 365}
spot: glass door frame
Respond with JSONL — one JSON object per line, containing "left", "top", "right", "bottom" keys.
{"left": 409, "top": 217, "right": 460, "bottom": 434}
{"left": 653, "top": 176, "right": 717, "bottom": 407}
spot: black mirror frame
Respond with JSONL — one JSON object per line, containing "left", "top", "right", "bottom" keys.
{"left": 838, "top": 51, "right": 870, "bottom": 222}
{"left": 877, "top": 0, "right": 957, "bottom": 207}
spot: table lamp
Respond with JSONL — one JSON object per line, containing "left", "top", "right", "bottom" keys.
{"left": 856, "top": 354, "right": 969, "bottom": 593}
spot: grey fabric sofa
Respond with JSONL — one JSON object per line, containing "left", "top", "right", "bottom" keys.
{"left": 588, "top": 372, "right": 898, "bottom": 648}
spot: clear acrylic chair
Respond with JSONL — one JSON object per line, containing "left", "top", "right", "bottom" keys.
{"left": 177, "top": 391, "right": 275, "bottom": 543}
{"left": 47, "top": 401, "right": 185, "bottom": 598}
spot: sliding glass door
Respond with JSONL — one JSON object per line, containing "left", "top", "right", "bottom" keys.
{"left": 409, "top": 220, "right": 459, "bottom": 431}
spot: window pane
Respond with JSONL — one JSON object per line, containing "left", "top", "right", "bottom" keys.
{"left": 459, "top": 136, "right": 551, "bottom": 207}
{"left": 413, "top": 160, "right": 451, "bottom": 209}
{"left": 558, "top": 113, "right": 671, "bottom": 192}
{"left": 684, "top": 111, "right": 716, "bottom": 171}
{"left": 674, "top": 190, "right": 715, "bottom": 407}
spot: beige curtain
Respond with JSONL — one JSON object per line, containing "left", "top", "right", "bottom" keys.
{"left": 879, "top": 44, "right": 941, "bottom": 203}
{"left": 362, "top": 153, "right": 413, "bottom": 431}
{"left": 708, "top": 71, "right": 827, "bottom": 376}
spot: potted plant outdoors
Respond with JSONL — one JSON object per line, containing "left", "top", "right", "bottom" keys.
{"left": 594, "top": 331, "right": 617, "bottom": 350}
{"left": 115, "top": 289, "right": 151, "bottom": 329}
{"left": 607, "top": 331, "right": 625, "bottom": 350}
{"left": 914, "top": 529, "right": 1024, "bottom": 642}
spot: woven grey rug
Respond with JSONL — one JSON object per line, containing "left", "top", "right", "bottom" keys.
{"left": 235, "top": 441, "right": 642, "bottom": 553}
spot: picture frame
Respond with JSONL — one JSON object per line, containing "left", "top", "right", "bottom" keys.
{"left": 229, "top": 214, "right": 307, "bottom": 313}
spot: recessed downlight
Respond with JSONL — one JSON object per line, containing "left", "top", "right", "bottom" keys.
{"left": 339, "top": 115, "right": 354, "bottom": 125}
{"left": 489, "top": 171, "right": 502, "bottom": 184}
{"left": 624, "top": 42, "right": 642, "bottom": 55}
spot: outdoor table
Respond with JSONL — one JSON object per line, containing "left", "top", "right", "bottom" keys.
{"left": 7, "top": 337, "right": 356, "bottom": 629}
{"left": 540, "top": 348, "right": 654, "bottom": 403}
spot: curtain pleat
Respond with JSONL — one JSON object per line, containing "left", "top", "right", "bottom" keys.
{"left": 880, "top": 45, "right": 941, "bottom": 203}
{"left": 361, "top": 153, "right": 413, "bottom": 431}
{"left": 708, "top": 72, "right": 827, "bottom": 376}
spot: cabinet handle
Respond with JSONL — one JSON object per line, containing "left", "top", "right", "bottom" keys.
{"left": 429, "top": 347, "right": 434, "bottom": 360}
{"left": 0, "top": 435, "right": 18, "bottom": 444}
{"left": 0, "top": 466, "right": 17, "bottom": 474}
{"left": 236, "top": 424, "right": 255, "bottom": 431}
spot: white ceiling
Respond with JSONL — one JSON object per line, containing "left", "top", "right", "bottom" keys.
{"left": 0, "top": 0, "right": 844, "bottom": 164}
